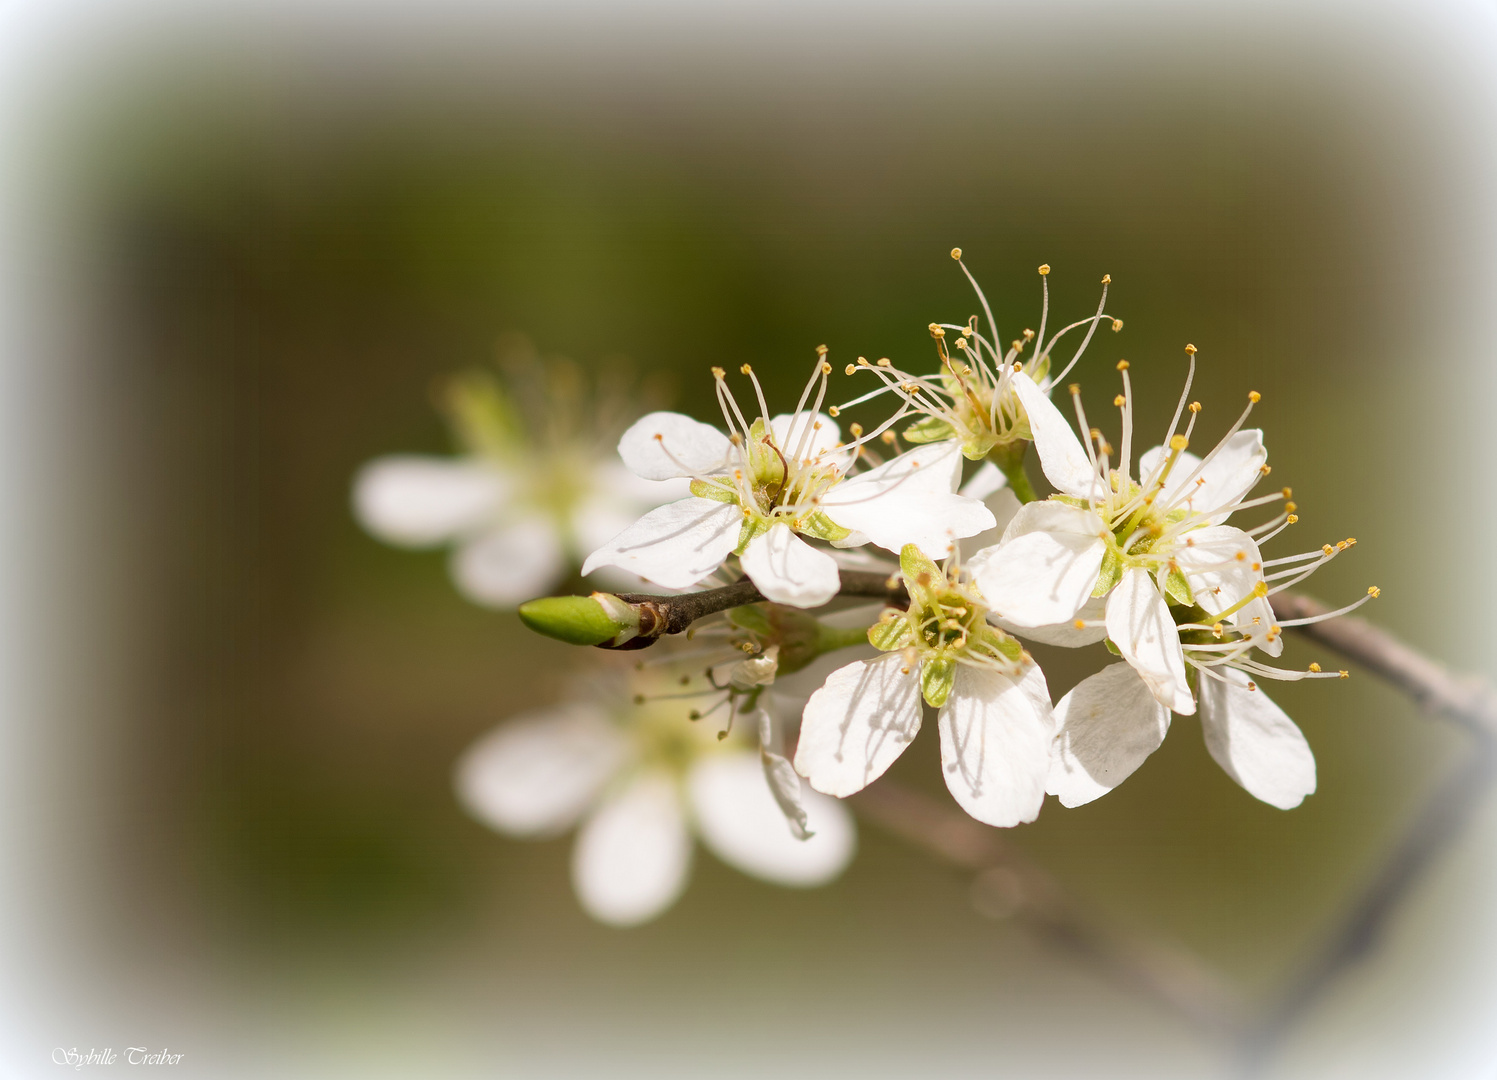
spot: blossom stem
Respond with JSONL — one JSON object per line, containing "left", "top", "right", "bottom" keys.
{"left": 988, "top": 441, "right": 1040, "bottom": 503}
{"left": 599, "top": 571, "right": 909, "bottom": 650}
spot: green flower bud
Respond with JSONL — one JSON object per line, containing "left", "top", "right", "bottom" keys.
{"left": 518, "top": 593, "right": 640, "bottom": 647}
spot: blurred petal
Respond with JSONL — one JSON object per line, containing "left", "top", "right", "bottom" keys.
{"left": 572, "top": 464, "right": 694, "bottom": 555}
{"left": 352, "top": 455, "right": 507, "bottom": 546}
{"left": 619, "top": 411, "right": 732, "bottom": 481}
{"left": 454, "top": 705, "right": 628, "bottom": 837}
{"left": 1047, "top": 662, "right": 1171, "bottom": 807}
{"left": 740, "top": 524, "right": 841, "bottom": 608}
{"left": 1199, "top": 668, "right": 1316, "bottom": 810}
{"left": 795, "top": 655, "right": 922, "bottom": 798}
{"left": 451, "top": 516, "right": 567, "bottom": 608}
{"left": 580, "top": 497, "right": 739, "bottom": 589}
{"left": 1106, "top": 568, "right": 1195, "bottom": 715}
{"left": 572, "top": 772, "right": 692, "bottom": 926}
{"left": 1010, "top": 372, "right": 1101, "bottom": 499}
{"left": 967, "top": 501, "right": 1108, "bottom": 628}
{"left": 958, "top": 461, "right": 1007, "bottom": 500}
{"left": 937, "top": 664, "right": 1052, "bottom": 828}
{"left": 688, "top": 752, "right": 856, "bottom": 886}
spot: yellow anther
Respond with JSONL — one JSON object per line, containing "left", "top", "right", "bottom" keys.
{"left": 849, "top": 422, "right": 863, "bottom": 436}
{"left": 1111, "top": 319, "right": 1123, "bottom": 331}
{"left": 740, "top": 363, "right": 753, "bottom": 375}
{"left": 1211, "top": 622, "right": 1224, "bottom": 637}
{"left": 820, "top": 361, "right": 832, "bottom": 374}
{"left": 1189, "top": 401, "right": 1202, "bottom": 414}
{"left": 1100, "top": 442, "right": 1113, "bottom": 457}
{"left": 1285, "top": 501, "right": 1297, "bottom": 513}
{"left": 1247, "top": 681, "right": 1258, "bottom": 692}
{"left": 1308, "top": 663, "right": 1322, "bottom": 673}
{"left": 1089, "top": 427, "right": 1102, "bottom": 440}
{"left": 1069, "top": 383, "right": 1082, "bottom": 395}
{"left": 711, "top": 366, "right": 726, "bottom": 378}
{"left": 1281, "top": 487, "right": 1292, "bottom": 498}
{"left": 844, "top": 364, "right": 856, "bottom": 376}
{"left": 1114, "top": 394, "right": 1126, "bottom": 407}
{"left": 828, "top": 406, "right": 840, "bottom": 417}
{"left": 1248, "top": 390, "right": 1262, "bottom": 404}
{"left": 877, "top": 358, "right": 892, "bottom": 367}
{"left": 1184, "top": 343, "right": 1197, "bottom": 355}
{"left": 960, "top": 326, "right": 973, "bottom": 338}
{"left": 1038, "top": 264, "right": 1050, "bottom": 276}
{"left": 1336, "top": 540, "right": 1348, "bottom": 551}
{"left": 1023, "top": 328, "right": 1035, "bottom": 340}
{"left": 1322, "top": 544, "right": 1334, "bottom": 555}
{"left": 816, "top": 344, "right": 829, "bottom": 356}
{"left": 858, "top": 356, "right": 869, "bottom": 365}
{"left": 1116, "top": 359, "right": 1129, "bottom": 371}
{"left": 1073, "top": 619, "right": 1086, "bottom": 630}
{"left": 1339, "top": 670, "right": 1350, "bottom": 679}
{"left": 881, "top": 431, "right": 896, "bottom": 444}
{"left": 929, "top": 323, "right": 946, "bottom": 338}
{"left": 1287, "top": 514, "right": 1298, "bottom": 524}
{"left": 1368, "top": 585, "right": 1381, "bottom": 598}
{"left": 1235, "top": 551, "right": 1246, "bottom": 561}
{"left": 951, "top": 247, "right": 963, "bottom": 259}
{"left": 1101, "top": 273, "right": 1111, "bottom": 284}
{"left": 1251, "top": 562, "right": 1261, "bottom": 571}
{"left": 1345, "top": 537, "right": 1357, "bottom": 546}
{"left": 956, "top": 338, "right": 968, "bottom": 350}
{"left": 1253, "top": 581, "right": 1268, "bottom": 597}
{"left": 1169, "top": 434, "right": 1189, "bottom": 451}
{"left": 1260, "top": 465, "right": 1272, "bottom": 476}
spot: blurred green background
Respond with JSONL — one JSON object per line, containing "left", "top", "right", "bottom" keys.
{"left": 13, "top": 2, "right": 1497, "bottom": 1077}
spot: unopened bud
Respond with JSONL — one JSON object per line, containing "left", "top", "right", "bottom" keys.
{"left": 518, "top": 592, "right": 641, "bottom": 647}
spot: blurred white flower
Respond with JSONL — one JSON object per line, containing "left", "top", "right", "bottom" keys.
{"left": 581, "top": 352, "right": 995, "bottom": 606}
{"left": 794, "top": 544, "right": 1054, "bottom": 828}
{"left": 353, "top": 344, "right": 687, "bottom": 607}
{"left": 455, "top": 659, "right": 857, "bottom": 926}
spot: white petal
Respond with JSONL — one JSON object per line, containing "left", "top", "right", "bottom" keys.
{"left": 1172, "top": 524, "right": 1280, "bottom": 654}
{"left": 618, "top": 411, "right": 732, "bottom": 481}
{"left": 571, "top": 772, "right": 692, "bottom": 926}
{"left": 352, "top": 455, "right": 507, "bottom": 546}
{"left": 1009, "top": 372, "right": 1101, "bottom": 499}
{"left": 937, "top": 664, "right": 1053, "bottom": 828}
{"left": 580, "top": 497, "right": 740, "bottom": 589}
{"left": 1106, "top": 568, "right": 1195, "bottom": 715}
{"left": 687, "top": 752, "right": 856, "bottom": 886}
{"left": 794, "top": 655, "right": 923, "bottom": 798}
{"left": 770, "top": 412, "right": 847, "bottom": 469}
{"left": 958, "top": 461, "right": 1007, "bottom": 500}
{"left": 451, "top": 517, "right": 567, "bottom": 607}
{"left": 960, "top": 487, "right": 1023, "bottom": 557}
{"left": 967, "top": 501, "right": 1108, "bottom": 628}
{"left": 455, "top": 705, "right": 628, "bottom": 837}
{"left": 1047, "top": 663, "right": 1171, "bottom": 807}
{"left": 1199, "top": 668, "right": 1316, "bottom": 809}
{"left": 995, "top": 596, "right": 1110, "bottom": 647}
{"left": 823, "top": 442, "right": 994, "bottom": 559}
{"left": 739, "top": 525, "right": 841, "bottom": 608}
{"left": 1140, "top": 430, "right": 1266, "bottom": 524}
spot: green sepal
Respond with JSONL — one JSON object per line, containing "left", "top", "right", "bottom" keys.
{"left": 518, "top": 594, "right": 635, "bottom": 647}
{"left": 726, "top": 604, "right": 772, "bottom": 637}
{"left": 868, "top": 615, "right": 917, "bottom": 652}
{"left": 746, "top": 417, "right": 786, "bottom": 491}
{"left": 1161, "top": 566, "right": 1194, "bottom": 607}
{"left": 903, "top": 415, "right": 958, "bottom": 445}
{"left": 797, "top": 511, "right": 852, "bottom": 542}
{"left": 735, "top": 514, "right": 770, "bottom": 555}
{"left": 1092, "top": 547, "right": 1123, "bottom": 598}
{"left": 960, "top": 433, "right": 999, "bottom": 461}
{"left": 442, "top": 370, "right": 523, "bottom": 459}
{"left": 1103, "top": 637, "right": 1122, "bottom": 656}
{"left": 899, "top": 544, "right": 944, "bottom": 602}
{"left": 972, "top": 623, "right": 1024, "bottom": 664}
{"left": 920, "top": 657, "right": 957, "bottom": 708}
{"left": 690, "top": 478, "right": 738, "bottom": 504}
{"left": 1027, "top": 352, "right": 1052, "bottom": 386}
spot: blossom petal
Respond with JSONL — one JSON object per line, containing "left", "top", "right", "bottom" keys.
{"left": 823, "top": 441, "right": 995, "bottom": 559}
{"left": 455, "top": 705, "right": 628, "bottom": 837}
{"left": 1106, "top": 567, "right": 1195, "bottom": 715}
{"left": 770, "top": 412, "right": 847, "bottom": 469}
{"left": 994, "top": 596, "right": 1110, "bottom": 647}
{"left": 958, "top": 461, "right": 1007, "bottom": 500}
{"left": 1172, "top": 524, "right": 1282, "bottom": 655}
{"left": 1009, "top": 372, "right": 1101, "bottom": 499}
{"left": 618, "top": 411, "right": 732, "bottom": 481}
{"left": 1139, "top": 430, "right": 1266, "bottom": 524}
{"left": 1199, "top": 668, "right": 1316, "bottom": 809}
{"left": 687, "top": 752, "right": 856, "bottom": 886}
{"left": 451, "top": 516, "right": 567, "bottom": 607}
{"left": 960, "top": 487, "right": 1023, "bottom": 557}
{"left": 352, "top": 455, "right": 508, "bottom": 546}
{"left": 571, "top": 771, "right": 692, "bottom": 926}
{"left": 1047, "top": 662, "right": 1171, "bottom": 807}
{"left": 967, "top": 501, "right": 1108, "bottom": 628}
{"left": 580, "top": 497, "right": 740, "bottom": 589}
{"left": 740, "top": 524, "right": 841, "bottom": 608}
{"left": 794, "top": 655, "right": 922, "bottom": 798}
{"left": 937, "top": 664, "right": 1052, "bottom": 828}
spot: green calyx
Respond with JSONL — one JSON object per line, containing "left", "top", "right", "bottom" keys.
{"left": 866, "top": 545, "right": 1023, "bottom": 708}
{"left": 518, "top": 593, "right": 640, "bottom": 646}
{"left": 727, "top": 603, "right": 868, "bottom": 675}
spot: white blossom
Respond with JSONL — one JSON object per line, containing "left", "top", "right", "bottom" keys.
{"left": 456, "top": 659, "right": 857, "bottom": 927}
{"left": 794, "top": 545, "right": 1054, "bottom": 828}
{"left": 581, "top": 352, "right": 995, "bottom": 606}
